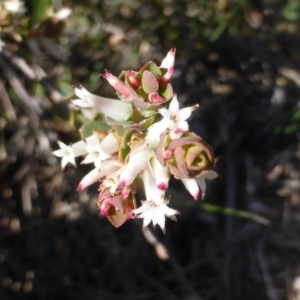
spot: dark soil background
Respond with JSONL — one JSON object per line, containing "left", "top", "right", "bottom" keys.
{"left": 1, "top": 1, "right": 300, "bottom": 299}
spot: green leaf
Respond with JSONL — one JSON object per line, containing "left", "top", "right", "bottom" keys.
{"left": 148, "top": 62, "right": 161, "bottom": 76}
{"left": 139, "top": 62, "right": 161, "bottom": 76}
{"left": 32, "top": 0, "right": 51, "bottom": 21}
{"left": 119, "top": 129, "right": 135, "bottom": 162}
{"left": 58, "top": 81, "right": 74, "bottom": 97}
{"left": 141, "top": 71, "right": 159, "bottom": 94}
{"left": 159, "top": 84, "right": 173, "bottom": 101}
{"left": 80, "top": 120, "right": 111, "bottom": 138}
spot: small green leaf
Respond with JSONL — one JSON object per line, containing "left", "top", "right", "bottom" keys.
{"left": 119, "top": 129, "right": 135, "bottom": 162}
{"left": 159, "top": 83, "right": 173, "bottom": 100}
{"left": 32, "top": 0, "right": 51, "bottom": 21}
{"left": 139, "top": 62, "right": 161, "bottom": 76}
{"left": 141, "top": 71, "right": 159, "bottom": 94}
{"left": 148, "top": 62, "right": 161, "bottom": 76}
{"left": 80, "top": 120, "right": 111, "bottom": 138}
{"left": 58, "top": 81, "right": 74, "bottom": 97}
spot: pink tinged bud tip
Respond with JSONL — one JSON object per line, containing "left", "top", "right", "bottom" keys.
{"left": 174, "top": 128, "right": 183, "bottom": 134}
{"left": 193, "top": 190, "right": 200, "bottom": 201}
{"left": 126, "top": 212, "right": 133, "bottom": 220}
{"left": 181, "top": 178, "right": 200, "bottom": 201}
{"left": 163, "top": 150, "right": 173, "bottom": 160}
{"left": 119, "top": 179, "right": 126, "bottom": 189}
{"left": 76, "top": 183, "right": 83, "bottom": 192}
{"left": 100, "top": 209, "right": 108, "bottom": 217}
{"left": 160, "top": 67, "right": 175, "bottom": 83}
{"left": 127, "top": 70, "right": 140, "bottom": 89}
{"left": 102, "top": 69, "right": 135, "bottom": 100}
{"left": 149, "top": 92, "right": 165, "bottom": 104}
{"left": 157, "top": 183, "right": 167, "bottom": 191}
{"left": 121, "top": 189, "right": 130, "bottom": 200}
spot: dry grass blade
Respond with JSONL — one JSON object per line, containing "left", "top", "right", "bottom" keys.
{"left": 0, "top": 79, "right": 17, "bottom": 122}
{"left": 0, "top": 55, "right": 40, "bottom": 128}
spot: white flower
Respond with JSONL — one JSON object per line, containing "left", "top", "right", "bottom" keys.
{"left": 53, "top": 135, "right": 98, "bottom": 169}
{"left": 133, "top": 198, "right": 178, "bottom": 233}
{"left": 146, "top": 94, "right": 198, "bottom": 147}
{"left": 81, "top": 133, "right": 119, "bottom": 168}
{"left": 53, "top": 141, "right": 76, "bottom": 169}
{"left": 181, "top": 170, "right": 219, "bottom": 200}
{"left": 72, "top": 86, "right": 133, "bottom": 122}
{"left": 133, "top": 170, "right": 179, "bottom": 232}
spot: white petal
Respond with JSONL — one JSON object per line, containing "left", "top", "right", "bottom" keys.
{"left": 61, "top": 155, "right": 75, "bottom": 169}
{"left": 177, "top": 107, "right": 192, "bottom": 121}
{"left": 162, "top": 205, "right": 178, "bottom": 217}
{"left": 143, "top": 209, "right": 154, "bottom": 228}
{"left": 204, "top": 170, "right": 219, "bottom": 180}
{"left": 169, "top": 95, "right": 179, "bottom": 115}
{"left": 71, "top": 140, "right": 90, "bottom": 157}
{"left": 142, "top": 169, "right": 165, "bottom": 201}
{"left": 155, "top": 208, "right": 166, "bottom": 229}
{"left": 181, "top": 178, "right": 199, "bottom": 200}
{"left": 101, "top": 134, "right": 119, "bottom": 154}
{"left": 176, "top": 120, "right": 189, "bottom": 132}
{"left": 160, "top": 49, "right": 176, "bottom": 69}
{"left": 158, "top": 108, "right": 171, "bottom": 118}
{"left": 52, "top": 149, "right": 65, "bottom": 158}
{"left": 77, "top": 168, "right": 102, "bottom": 191}
{"left": 119, "top": 147, "right": 152, "bottom": 187}
{"left": 80, "top": 153, "right": 95, "bottom": 164}
{"left": 72, "top": 98, "right": 90, "bottom": 108}
{"left": 133, "top": 204, "right": 147, "bottom": 215}
{"left": 197, "top": 177, "right": 206, "bottom": 193}
{"left": 146, "top": 121, "right": 167, "bottom": 147}
{"left": 77, "top": 160, "right": 118, "bottom": 191}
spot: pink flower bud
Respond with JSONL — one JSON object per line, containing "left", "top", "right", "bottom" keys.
{"left": 160, "top": 49, "right": 176, "bottom": 69}
{"left": 102, "top": 70, "right": 138, "bottom": 100}
{"left": 127, "top": 70, "right": 140, "bottom": 90}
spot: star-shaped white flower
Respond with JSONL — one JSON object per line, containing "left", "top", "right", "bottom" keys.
{"left": 52, "top": 141, "right": 76, "bottom": 169}
{"left": 146, "top": 94, "right": 198, "bottom": 147}
{"left": 133, "top": 197, "right": 178, "bottom": 233}
{"left": 53, "top": 135, "right": 99, "bottom": 169}
{"left": 133, "top": 170, "right": 179, "bottom": 232}
{"left": 81, "top": 133, "right": 119, "bottom": 168}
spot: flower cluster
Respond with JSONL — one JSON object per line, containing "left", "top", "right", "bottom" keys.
{"left": 53, "top": 49, "right": 219, "bottom": 232}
